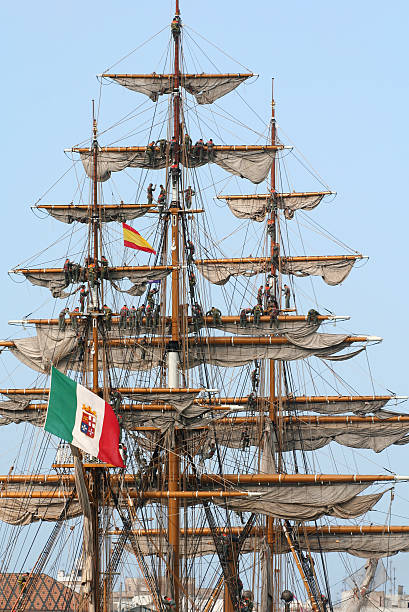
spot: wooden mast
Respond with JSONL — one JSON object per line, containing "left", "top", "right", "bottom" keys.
{"left": 168, "top": 0, "right": 181, "bottom": 608}
{"left": 90, "top": 104, "right": 101, "bottom": 612}
{"left": 266, "top": 77, "right": 281, "bottom": 612}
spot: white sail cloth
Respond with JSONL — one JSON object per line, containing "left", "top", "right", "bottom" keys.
{"left": 207, "top": 420, "right": 409, "bottom": 453}
{"left": 284, "top": 535, "right": 409, "bottom": 559}
{"left": 43, "top": 205, "right": 150, "bottom": 224}
{"left": 196, "top": 260, "right": 267, "bottom": 285}
{"left": 125, "top": 532, "right": 409, "bottom": 560}
{"left": 106, "top": 74, "right": 252, "bottom": 104}
{"left": 187, "top": 334, "right": 351, "bottom": 368}
{"left": 124, "top": 532, "right": 261, "bottom": 558}
{"left": 0, "top": 401, "right": 45, "bottom": 426}
{"left": 210, "top": 318, "right": 321, "bottom": 337}
{"left": 11, "top": 327, "right": 77, "bottom": 373}
{"left": 222, "top": 193, "right": 327, "bottom": 221}
{"left": 281, "top": 259, "right": 356, "bottom": 286}
{"left": 16, "top": 267, "right": 171, "bottom": 298}
{"left": 213, "top": 483, "right": 385, "bottom": 521}
{"left": 122, "top": 406, "right": 218, "bottom": 431}
{"left": 0, "top": 484, "right": 81, "bottom": 525}
{"left": 79, "top": 148, "right": 275, "bottom": 185}
{"left": 196, "top": 258, "right": 357, "bottom": 286}
{"left": 8, "top": 332, "right": 353, "bottom": 374}
{"left": 285, "top": 398, "right": 391, "bottom": 415}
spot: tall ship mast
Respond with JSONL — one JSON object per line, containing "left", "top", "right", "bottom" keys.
{"left": 1, "top": 3, "right": 409, "bottom": 612}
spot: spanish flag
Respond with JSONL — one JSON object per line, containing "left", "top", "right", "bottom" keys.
{"left": 122, "top": 223, "right": 156, "bottom": 254}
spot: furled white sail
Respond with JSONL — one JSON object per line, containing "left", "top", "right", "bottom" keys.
{"left": 105, "top": 73, "right": 253, "bottom": 104}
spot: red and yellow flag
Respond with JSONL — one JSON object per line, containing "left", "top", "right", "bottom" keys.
{"left": 122, "top": 223, "right": 156, "bottom": 254}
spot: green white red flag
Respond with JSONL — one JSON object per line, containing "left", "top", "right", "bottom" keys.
{"left": 44, "top": 367, "right": 124, "bottom": 468}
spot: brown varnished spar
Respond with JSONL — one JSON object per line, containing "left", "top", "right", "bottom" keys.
{"left": 1, "top": 403, "right": 408, "bottom": 428}
{"left": 108, "top": 525, "right": 409, "bottom": 536}
{"left": 0, "top": 336, "right": 375, "bottom": 349}
{"left": 195, "top": 254, "right": 364, "bottom": 264}
{"left": 217, "top": 191, "right": 332, "bottom": 200}
{"left": 103, "top": 72, "right": 255, "bottom": 79}
{"left": 72, "top": 144, "right": 283, "bottom": 153}
{"left": 12, "top": 314, "right": 339, "bottom": 325}
{"left": 0, "top": 473, "right": 402, "bottom": 485}
{"left": 12, "top": 265, "right": 173, "bottom": 274}
{"left": 36, "top": 204, "right": 204, "bottom": 214}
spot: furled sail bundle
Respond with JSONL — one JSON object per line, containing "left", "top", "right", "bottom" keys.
{"left": 195, "top": 255, "right": 364, "bottom": 286}
{"left": 189, "top": 417, "right": 409, "bottom": 453}
{"left": 12, "top": 265, "right": 172, "bottom": 298}
{"left": 124, "top": 530, "right": 409, "bottom": 559}
{"left": 103, "top": 72, "right": 254, "bottom": 104}
{"left": 36, "top": 204, "right": 154, "bottom": 224}
{"left": 5, "top": 331, "right": 361, "bottom": 373}
{"left": 218, "top": 191, "right": 332, "bottom": 221}
{"left": 75, "top": 145, "right": 280, "bottom": 184}
{"left": 212, "top": 483, "right": 386, "bottom": 521}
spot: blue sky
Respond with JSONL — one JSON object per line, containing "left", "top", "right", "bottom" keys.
{"left": 1, "top": 0, "right": 409, "bottom": 597}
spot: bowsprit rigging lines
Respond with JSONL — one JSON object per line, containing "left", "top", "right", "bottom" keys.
{"left": 0, "top": 3, "right": 408, "bottom": 612}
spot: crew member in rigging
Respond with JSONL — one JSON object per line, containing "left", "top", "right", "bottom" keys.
{"left": 63, "top": 258, "right": 72, "bottom": 285}
{"left": 240, "top": 307, "right": 251, "bottom": 327}
{"left": 157, "top": 185, "right": 166, "bottom": 210}
{"left": 147, "top": 183, "right": 156, "bottom": 205}
{"left": 71, "top": 307, "right": 80, "bottom": 331}
{"left": 186, "top": 240, "right": 195, "bottom": 263}
{"left": 192, "top": 302, "right": 204, "bottom": 330}
{"left": 283, "top": 283, "right": 291, "bottom": 309}
{"left": 100, "top": 255, "right": 109, "bottom": 279}
{"left": 156, "top": 138, "right": 167, "bottom": 158}
{"left": 147, "top": 286, "right": 159, "bottom": 308}
{"left": 103, "top": 304, "right": 112, "bottom": 330}
{"left": 170, "top": 13, "right": 181, "bottom": 39}
{"left": 119, "top": 305, "right": 129, "bottom": 329}
{"left": 194, "top": 138, "right": 205, "bottom": 162}
{"left": 206, "top": 138, "right": 215, "bottom": 161}
{"left": 251, "top": 366, "right": 259, "bottom": 391}
{"left": 145, "top": 303, "right": 154, "bottom": 328}
{"left": 184, "top": 132, "right": 192, "bottom": 154}
{"left": 184, "top": 186, "right": 195, "bottom": 209}
{"left": 129, "top": 305, "right": 137, "bottom": 330}
{"left": 137, "top": 304, "right": 146, "bottom": 327}
{"left": 257, "top": 285, "right": 264, "bottom": 306}
{"left": 145, "top": 141, "right": 156, "bottom": 165}
{"left": 79, "top": 285, "right": 88, "bottom": 313}
{"left": 169, "top": 135, "right": 177, "bottom": 159}
{"left": 188, "top": 272, "right": 196, "bottom": 296}
{"left": 252, "top": 303, "right": 263, "bottom": 325}
{"left": 110, "top": 389, "right": 122, "bottom": 412}
{"left": 87, "top": 261, "right": 97, "bottom": 288}
{"left": 269, "top": 297, "right": 279, "bottom": 326}
{"left": 206, "top": 306, "right": 222, "bottom": 326}
{"left": 58, "top": 307, "right": 69, "bottom": 331}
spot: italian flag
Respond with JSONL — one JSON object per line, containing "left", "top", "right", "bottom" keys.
{"left": 45, "top": 367, "right": 125, "bottom": 468}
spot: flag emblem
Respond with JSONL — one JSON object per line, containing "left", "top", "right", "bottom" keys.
{"left": 45, "top": 367, "right": 125, "bottom": 467}
{"left": 80, "top": 405, "right": 97, "bottom": 438}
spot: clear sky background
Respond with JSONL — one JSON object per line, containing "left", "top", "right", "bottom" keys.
{"left": 1, "top": 0, "right": 409, "bottom": 599}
